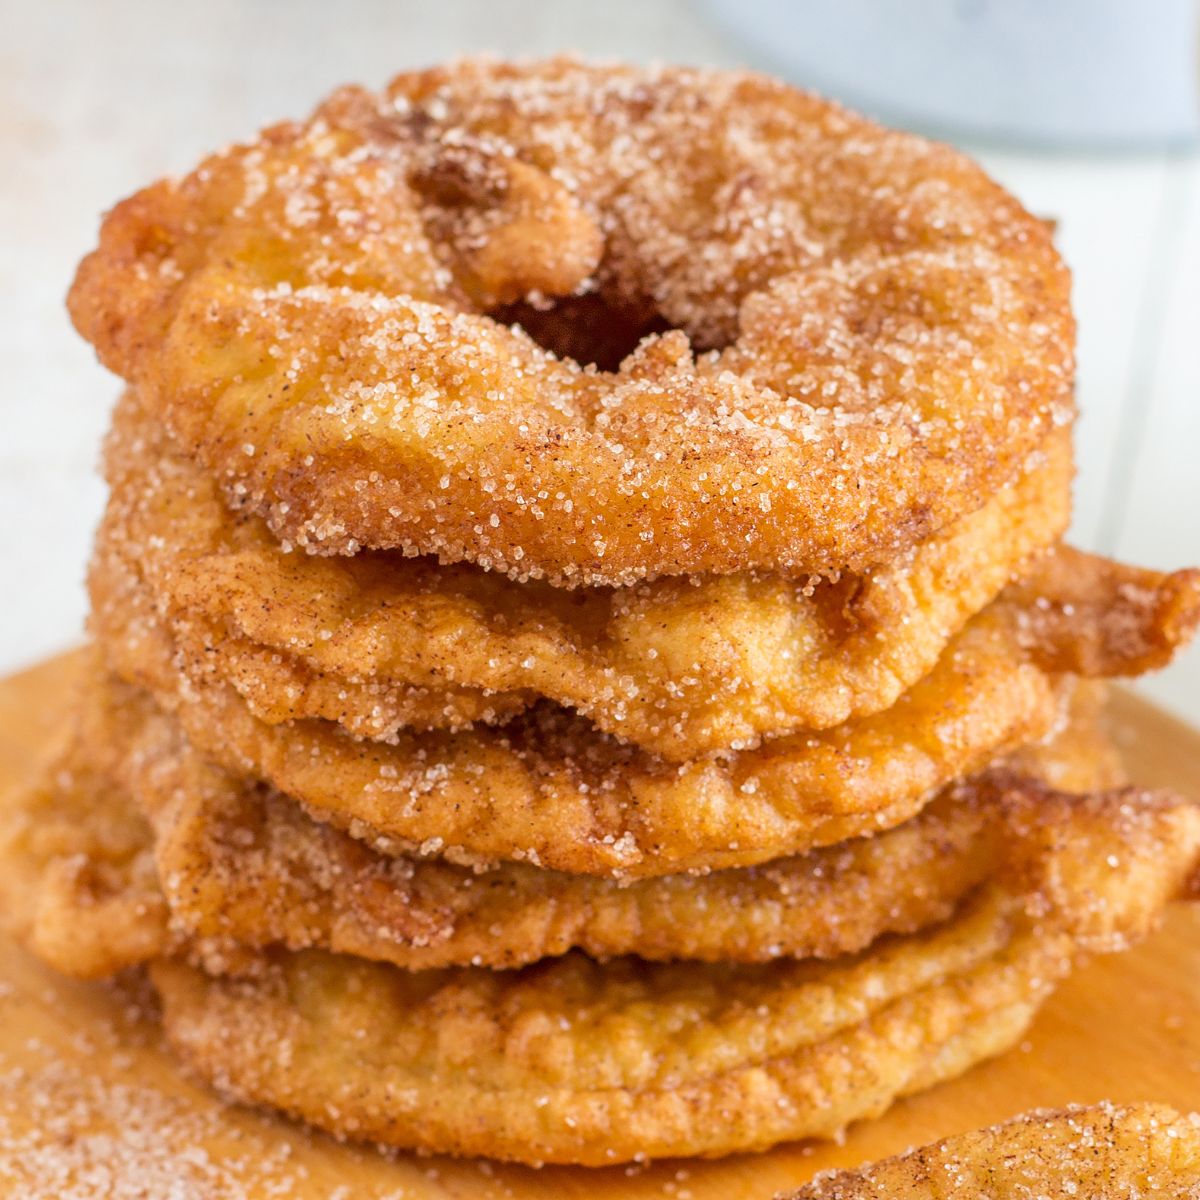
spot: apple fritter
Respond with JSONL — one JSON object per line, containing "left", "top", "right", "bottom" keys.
{"left": 90, "top": 523, "right": 1198, "bottom": 876}
{"left": 784, "top": 1102, "right": 1200, "bottom": 1198}
{"left": 68, "top": 61, "right": 1074, "bottom": 586}
{"left": 2, "top": 666, "right": 1109, "bottom": 974}
{"left": 149, "top": 783, "right": 1200, "bottom": 1163}
{"left": 97, "top": 390, "right": 1073, "bottom": 759}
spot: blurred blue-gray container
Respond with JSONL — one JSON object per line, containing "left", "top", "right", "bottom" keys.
{"left": 701, "top": 0, "right": 1200, "bottom": 148}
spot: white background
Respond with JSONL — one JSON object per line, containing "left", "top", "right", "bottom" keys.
{"left": 2, "top": 0, "right": 1198, "bottom": 720}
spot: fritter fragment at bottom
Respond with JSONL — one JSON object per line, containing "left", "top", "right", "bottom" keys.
{"left": 150, "top": 785, "right": 1199, "bottom": 1165}
{"left": 784, "top": 1102, "right": 1200, "bottom": 1198}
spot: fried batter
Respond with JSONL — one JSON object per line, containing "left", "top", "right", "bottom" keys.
{"left": 0, "top": 715, "right": 167, "bottom": 980}
{"left": 91, "top": 550, "right": 1067, "bottom": 876}
{"left": 2, "top": 664, "right": 1107, "bottom": 975}
{"left": 45, "top": 47, "right": 1200, "bottom": 1176}
{"left": 7, "top": 669, "right": 1196, "bottom": 1163}
{"left": 149, "top": 782, "right": 1200, "bottom": 1164}
{"left": 99, "top": 390, "right": 1073, "bottom": 758}
{"left": 69, "top": 60, "right": 1074, "bottom": 584}
{"left": 90, "top": 511, "right": 1198, "bottom": 875}
{"left": 1007, "top": 546, "right": 1200, "bottom": 677}
{"left": 785, "top": 1102, "right": 1200, "bottom": 1197}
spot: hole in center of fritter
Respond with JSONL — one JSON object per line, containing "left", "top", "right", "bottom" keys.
{"left": 492, "top": 292, "right": 673, "bottom": 373}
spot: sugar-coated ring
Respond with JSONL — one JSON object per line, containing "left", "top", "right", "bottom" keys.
{"left": 69, "top": 59, "right": 1074, "bottom": 585}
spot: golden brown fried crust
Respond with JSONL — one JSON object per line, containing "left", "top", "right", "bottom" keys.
{"left": 97, "top": 390, "right": 1073, "bottom": 759}
{"left": 0, "top": 718, "right": 168, "bottom": 980}
{"left": 1007, "top": 546, "right": 1200, "bottom": 677}
{"left": 90, "top": 539, "right": 1067, "bottom": 876}
{"left": 1006, "top": 679, "right": 1124, "bottom": 792}
{"left": 69, "top": 59, "right": 1074, "bottom": 584}
{"left": 147, "top": 899, "right": 1058, "bottom": 1165}
{"left": 89, "top": 501, "right": 1198, "bottom": 876}
{"left": 6, "top": 664, "right": 1195, "bottom": 1163}
{"left": 148, "top": 782, "right": 1200, "bottom": 1165}
{"left": 6, "top": 665, "right": 1110, "bottom": 976}
{"left": 0, "top": 658, "right": 1121, "bottom": 979}
{"left": 785, "top": 1102, "right": 1200, "bottom": 1197}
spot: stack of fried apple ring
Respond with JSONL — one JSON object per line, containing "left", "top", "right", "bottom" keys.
{"left": 4, "top": 58, "right": 1199, "bottom": 1167}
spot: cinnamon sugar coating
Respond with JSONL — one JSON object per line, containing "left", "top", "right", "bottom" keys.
{"left": 0, "top": 662, "right": 1116, "bottom": 977}
{"left": 89, "top": 504, "right": 1199, "bottom": 877}
{"left": 5, "top": 678, "right": 1194, "bottom": 1165}
{"left": 98, "top": 390, "right": 1073, "bottom": 759}
{"left": 69, "top": 58, "right": 1074, "bottom": 585}
{"left": 45, "top": 52, "right": 1200, "bottom": 1172}
{"left": 148, "top": 783, "right": 1200, "bottom": 1164}
{"left": 89, "top": 559, "right": 1062, "bottom": 877}
{"left": 786, "top": 1102, "right": 1200, "bottom": 1198}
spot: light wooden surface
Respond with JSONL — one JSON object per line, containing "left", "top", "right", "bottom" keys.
{"left": 1, "top": 0, "right": 1198, "bottom": 722}
{"left": 0, "top": 652, "right": 1197, "bottom": 1196}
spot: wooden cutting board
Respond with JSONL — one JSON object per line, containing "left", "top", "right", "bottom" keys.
{"left": 1, "top": 651, "right": 1197, "bottom": 1197}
